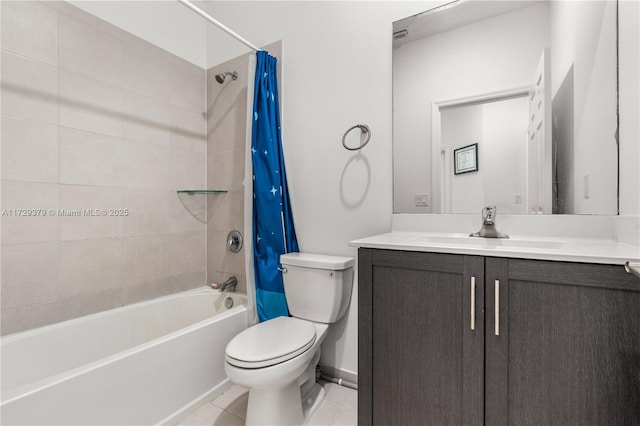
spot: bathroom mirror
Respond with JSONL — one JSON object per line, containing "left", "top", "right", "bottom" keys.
{"left": 393, "top": 0, "right": 619, "bottom": 215}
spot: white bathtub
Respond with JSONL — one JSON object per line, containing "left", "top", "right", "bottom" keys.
{"left": 0, "top": 287, "right": 248, "bottom": 425}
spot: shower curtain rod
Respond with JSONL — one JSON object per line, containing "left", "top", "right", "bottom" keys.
{"left": 177, "top": 0, "right": 260, "bottom": 51}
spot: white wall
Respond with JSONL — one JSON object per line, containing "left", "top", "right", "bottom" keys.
{"left": 393, "top": 2, "right": 550, "bottom": 213}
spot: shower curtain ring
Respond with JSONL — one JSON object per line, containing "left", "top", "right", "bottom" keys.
{"left": 342, "top": 124, "right": 371, "bottom": 151}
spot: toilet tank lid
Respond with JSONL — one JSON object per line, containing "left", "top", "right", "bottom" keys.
{"left": 280, "top": 253, "right": 354, "bottom": 270}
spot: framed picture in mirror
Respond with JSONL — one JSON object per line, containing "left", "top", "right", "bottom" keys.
{"left": 454, "top": 143, "right": 478, "bottom": 175}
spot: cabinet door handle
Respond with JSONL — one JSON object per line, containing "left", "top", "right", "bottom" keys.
{"left": 470, "top": 276, "right": 476, "bottom": 331}
{"left": 494, "top": 280, "right": 500, "bottom": 336}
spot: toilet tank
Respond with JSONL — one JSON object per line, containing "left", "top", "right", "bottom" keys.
{"left": 280, "top": 253, "right": 354, "bottom": 324}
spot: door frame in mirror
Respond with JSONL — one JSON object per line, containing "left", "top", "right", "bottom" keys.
{"left": 431, "top": 85, "right": 530, "bottom": 214}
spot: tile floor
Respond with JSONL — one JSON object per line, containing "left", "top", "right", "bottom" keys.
{"left": 177, "top": 380, "right": 357, "bottom": 426}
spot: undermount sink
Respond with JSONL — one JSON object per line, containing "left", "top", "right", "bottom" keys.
{"left": 411, "top": 234, "right": 576, "bottom": 251}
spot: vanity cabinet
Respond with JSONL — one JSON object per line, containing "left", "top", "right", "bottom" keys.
{"left": 358, "top": 248, "right": 640, "bottom": 426}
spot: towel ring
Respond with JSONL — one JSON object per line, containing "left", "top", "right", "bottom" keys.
{"left": 342, "top": 124, "right": 371, "bottom": 151}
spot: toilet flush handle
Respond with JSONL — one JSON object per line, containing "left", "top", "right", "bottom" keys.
{"left": 277, "top": 266, "right": 287, "bottom": 273}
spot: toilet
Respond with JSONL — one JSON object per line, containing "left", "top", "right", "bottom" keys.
{"left": 224, "top": 252, "right": 354, "bottom": 426}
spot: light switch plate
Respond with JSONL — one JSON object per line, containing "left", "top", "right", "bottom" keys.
{"left": 415, "top": 193, "right": 429, "bottom": 206}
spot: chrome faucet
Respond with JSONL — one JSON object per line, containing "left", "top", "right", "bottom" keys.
{"left": 470, "top": 206, "right": 509, "bottom": 238}
{"left": 218, "top": 276, "right": 238, "bottom": 292}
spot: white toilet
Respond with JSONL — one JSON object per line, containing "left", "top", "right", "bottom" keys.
{"left": 224, "top": 252, "right": 354, "bottom": 426}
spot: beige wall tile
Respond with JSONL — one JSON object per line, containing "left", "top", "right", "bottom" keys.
{"left": 170, "top": 231, "right": 206, "bottom": 276}
{"left": 0, "top": 0, "right": 212, "bottom": 334}
{"left": 121, "top": 189, "right": 170, "bottom": 237}
{"left": 123, "top": 39, "right": 170, "bottom": 102}
{"left": 1, "top": 242, "right": 60, "bottom": 310}
{"left": 1, "top": 1, "right": 58, "bottom": 66}
{"left": 206, "top": 231, "right": 227, "bottom": 271}
{"left": 122, "top": 277, "right": 173, "bottom": 305}
{"left": 171, "top": 106, "right": 206, "bottom": 152}
{"left": 206, "top": 54, "right": 249, "bottom": 117}
{"left": 122, "top": 91, "right": 171, "bottom": 145}
{"left": 206, "top": 70, "right": 215, "bottom": 121}
{"left": 59, "top": 127, "right": 122, "bottom": 187}
{"left": 169, "top": 56, "right": 205, "bottom": 112}
{"left": 1, "top": 301, "right": 62, "bottom": 335}
{"left": 207, "top": 230, "right": 245, "bottom": 279}
{"left": 59, "top": 14, "right": 123, "bottom": 86}
{"left": 207, "top": 191, "right": 244, "bottom": 232}
{"left": 59, "top": 185, "right": 123, "bottom": 241}
{"left": 59, "top": 70, "right": 123, "bottom": 137}
{"left": 1, "top": 51, "right": 59, "bottom": 125}
{"left": 207, "top": 149, "right": 245, "bottom": 193}
{"left": 122, "top": 235, "right": 171, "bottom": 286}
{"left": 205, "top": 193, "right": 227, "bottom": 220}
{"left": 1, "top": 288, "right": 124, "bottom": 336}
{"left": 1, "top": 117, "right": 59, "bottom": 183}
{"left": 171, "top": 131, "right": 207, "bottom": 155}
{"left": 56, "top": 288, "right": 123, "bottom": 322}
{"left": 207, "top": 59, "right": 248, "bottom": 154}
{"left": 121, "top": 139, "right": 170, "bottom": 189}
{"left": 207, "top": 98, "right": 248, "bottom": 154}
{"left": 1, "top": 181, "right": 59, "bottom": 244}
{"left": 171, "top": 193, "right": 207, "bottom": 234}
{"left": 171, "top": 147, "right": 206, "bottom": 191}
{"left": 206, "top": 56, "right": 249, "bottom": 298}
{"left": 170, "top": 271, "right": 206, "bottom": 294}
{"left": 59, "top": 239, "right": 123, "bottom": 298}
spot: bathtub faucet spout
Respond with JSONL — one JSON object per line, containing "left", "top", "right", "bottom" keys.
{"left": 219, "top": 276, "right": 238, "bottom": 292}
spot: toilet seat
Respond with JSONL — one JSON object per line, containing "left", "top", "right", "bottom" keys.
{"left": 225, "top": 317, "right": 316, "bottom": 369}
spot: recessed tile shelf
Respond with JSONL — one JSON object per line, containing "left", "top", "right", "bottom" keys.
{"left": 176, "top": 190, "right": 227, "bottom": 223}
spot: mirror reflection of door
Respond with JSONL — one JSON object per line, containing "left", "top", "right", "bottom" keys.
{"left": 440, "top": 95, "right": 529, "bottom": 214}
{"left": 527, "top": 48, "right": 552, "bottom": 215}
{"left": 393, "top": 0, "right": 619, "bottom": 215}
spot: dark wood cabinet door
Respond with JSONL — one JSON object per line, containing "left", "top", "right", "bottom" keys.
{"left": 359, "top": 249, "right": 484, "bottom": 426}
{"left": 485, "top": 258, "right": 640, "bottom": 426}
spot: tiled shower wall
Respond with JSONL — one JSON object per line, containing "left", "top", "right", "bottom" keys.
{"left": 206, "top": 54, "right": 250, "bottom": 293}
{"left": 1, "top": 1, "right": 208, "bottom": 334}
{"left": 205, "top": 42, "right": 282, "bottom": 294}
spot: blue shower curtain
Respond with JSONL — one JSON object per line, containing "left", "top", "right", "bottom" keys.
{"left": 251, "top": 51, "right": 299, "bottom": 322}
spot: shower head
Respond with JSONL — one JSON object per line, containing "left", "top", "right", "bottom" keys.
{"left": 215, "top": 71, "right": 238, "bottom": 84}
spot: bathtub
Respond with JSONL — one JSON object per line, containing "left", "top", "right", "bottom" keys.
{"left": 0, "top": 287, "right": 248, "bottom": 425}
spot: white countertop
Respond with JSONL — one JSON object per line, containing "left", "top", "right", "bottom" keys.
{"left": 350, "top": 232, "right": 640, "bottom": 265}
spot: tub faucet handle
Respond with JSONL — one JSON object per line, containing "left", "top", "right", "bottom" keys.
{"left": 227, "top": 230, "right": 243, "bottom": 253}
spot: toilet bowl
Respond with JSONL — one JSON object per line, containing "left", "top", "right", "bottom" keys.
{"left": 224, "top": 253, "right": 354, "bottom": 426}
